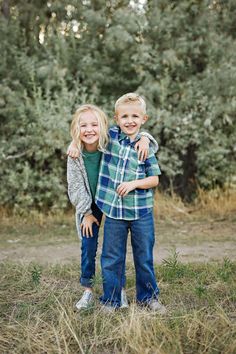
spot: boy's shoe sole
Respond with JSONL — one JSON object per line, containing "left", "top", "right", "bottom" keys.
{"left": 100, "top": 304, "right": 117, "bottom": 313}
{"left": 147, "top": 299, "right": 167, "bottom": 314}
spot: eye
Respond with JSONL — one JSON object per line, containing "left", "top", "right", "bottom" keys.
{"left": 92, "top": 123, "right": 98, "bottom": 126}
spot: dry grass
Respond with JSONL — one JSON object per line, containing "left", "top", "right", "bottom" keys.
{"left": 1, "top": 188, "right": 236, "bottom": 227}
{"left": 0, "top": 190, "right": 236, "bottom": 353}
{"left": 155, "top": 188, "right": 236, "bottom": 221}
{"left": 0, "top": 206, "right": 73, "bottom": 227}
{"left": 0, "top": 260, "right": 235, "bottom": 353}
{"left": 196, "top": 187, "right": 236, "bottom": 218}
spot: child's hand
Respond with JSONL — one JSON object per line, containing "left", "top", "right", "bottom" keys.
{"left": 117, "top": 181, "right": 137, "bottom": 197}
{"left": 81, "top": 214, "right": 99, "bottom": 237}
{"left": 67, "top": 141, "right": 80, "bottom": 159}
{"left": 134, "top": 136, "right": 149, "bottom": 161}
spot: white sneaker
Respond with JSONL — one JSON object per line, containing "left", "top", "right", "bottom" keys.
{"left": 147, "top": 299, "right": 166, "bottom": 314}
{"left": 101, "top": 304, "right": 116, "bottom": 313}
{"left": 75, "top": 290, "right": 94, "bottom": 310}
{"left": 120, "top": 289, "right": 129, "bottom": 308}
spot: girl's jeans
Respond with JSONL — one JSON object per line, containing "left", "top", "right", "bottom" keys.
{"left": 100, "top": 211, "right": 159, "bottom": 306}
{"left": 80, "top": 202, "right": 126, "bottom": 288}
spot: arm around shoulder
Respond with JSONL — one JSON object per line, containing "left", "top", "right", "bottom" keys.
{"left": 139, "top": 131, "right": 159, "bottom": 153}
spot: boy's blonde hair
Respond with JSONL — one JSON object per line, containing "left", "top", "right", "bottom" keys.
{"left": 115, "top": 92, "right": 147, "bottom": 114}
{"left": 70, "top": 104, "right": 109, "bottom": 153}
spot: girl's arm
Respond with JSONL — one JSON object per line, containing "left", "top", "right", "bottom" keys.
{"left": 67, "top": 157, "right": 92, "bottom": 215}
{"left": 140, "top": 132, "right": 159, "bottom": 153}
{"left": 67, "top": 141, "right": 79, "bottom": 158}
{"left": 81, "top": 214, "right": 99, "bottom": 238}
{"left": 135, "top": 132, "right": 159, "bottom": 160}
{"left": 68, "top": 157, "right": 100, "bottom": 237}
{"left": 67, "top": 131, "right": 159, "bottom": 161}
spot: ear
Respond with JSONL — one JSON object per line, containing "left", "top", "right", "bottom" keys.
{"left": 114, "top": 115, "right": 118, "bottom": 124}
{"left": 142, "top": 115, "right": 148, "bottom": 125}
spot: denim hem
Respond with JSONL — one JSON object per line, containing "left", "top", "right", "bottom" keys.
{"left": 80, "top": 277, "right": 94, "bottom": 288}
{"left": 137, "top": 292, "right": 159, "bottom": 304}
{"left": 99, "top": 296, "right": 120, "bottom": 308}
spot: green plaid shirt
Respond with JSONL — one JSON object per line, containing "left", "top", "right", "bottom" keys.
{"left": 95, "top": 126, "right": 161, "bottom": 220}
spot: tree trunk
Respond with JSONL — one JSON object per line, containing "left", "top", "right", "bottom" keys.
{"left": 1, "top": 0, "right": 10, "bottom": 19}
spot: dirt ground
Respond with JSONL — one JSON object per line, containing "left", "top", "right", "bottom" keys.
{"left": 0, "top": 218, "right": 235, "bottom": 265}
{"left": 1, "top": 240, "right": 236, "bottom": 265}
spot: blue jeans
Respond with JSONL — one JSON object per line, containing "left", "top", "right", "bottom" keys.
{"left": 80, "top": 202, "right": 126, "bottom": 288}
{"left": 101, "top": 211, "right": 159, "bottom": 306}
{"left": 80, "top": 202, "right": 103, "bottom": 287}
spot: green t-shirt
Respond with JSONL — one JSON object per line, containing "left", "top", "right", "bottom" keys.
{"left": 83, "top": 149, "right": 102, "bottom": 199}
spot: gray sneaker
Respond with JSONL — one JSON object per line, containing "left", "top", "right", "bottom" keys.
{"left": 75, "top": 290, "right": 94, "bottom": 310}
{"left": 147, "top": 299, "right": 166, "bottom": 314}
{"left": 101, "top": 304, "right": 116, "bottom": 313}
{"left": 120, "top": 289, "right": 129, "bottom": 308}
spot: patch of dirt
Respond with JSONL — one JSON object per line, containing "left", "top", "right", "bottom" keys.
{"left": 1, "top": 241, "right": 235, "bottom": 265}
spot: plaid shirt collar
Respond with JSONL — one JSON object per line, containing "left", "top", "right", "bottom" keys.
{"left": 118, "top": 128, "right": 141, "bottom": 146}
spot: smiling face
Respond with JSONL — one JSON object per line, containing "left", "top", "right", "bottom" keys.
{"left": 79, "top": 110, "right": 100, "bottom": 151}
{"left": 115, "top": 103, "right": 148, "bottom": 141}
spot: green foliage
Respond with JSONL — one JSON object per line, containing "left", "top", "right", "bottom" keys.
{"left": 194, "top": 283, "right": 207, "bottom": 298}
{"left": 1, "top": 0, "right": 236, "bottom": 209}
{"left": 217, "top": 258, "right": 235, "bottom": 282}
{"left": 162, "top": 250, "right": 194, "bottom": 280}
{"left": 30, "top": 264, "right": 42, "bottom": 286}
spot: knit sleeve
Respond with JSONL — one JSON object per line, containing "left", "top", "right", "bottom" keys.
{"left": 67, "top": 157, "right": 92, "bottom": 215}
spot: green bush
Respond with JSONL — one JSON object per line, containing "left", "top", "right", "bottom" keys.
{"left": 1, "top": 0, "right": 235, "bottom": 209}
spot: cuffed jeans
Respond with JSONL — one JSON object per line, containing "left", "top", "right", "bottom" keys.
{"left": 80, "top": 202, "right": 126, "bottom": 288}
{"left": 100, "top": 211, "right": 159, "bottom": 306}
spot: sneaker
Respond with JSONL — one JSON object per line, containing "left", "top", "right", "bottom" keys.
{"left": 101, "top": 304, "right": 116, "bottom": 313}
{"left": 147, "top": 299, "right": 167, "bottom": 314}
{"left": 75, "top": 290, "right": 94, "bottom": 310}
{"left": 120, "top": 289, "right": 129, "bottom": 308}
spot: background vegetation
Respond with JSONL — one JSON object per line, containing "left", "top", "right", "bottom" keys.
{"left": 1, "top": 0, "right": 236, "bottom": 210}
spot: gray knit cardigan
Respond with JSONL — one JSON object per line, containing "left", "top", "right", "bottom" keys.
{"left": 67, "top": 155, "right": 93, "bottom": 237}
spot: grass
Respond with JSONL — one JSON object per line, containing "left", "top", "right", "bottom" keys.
{"left": 0, "top": 257, "right": 235, "bottom": 353}
{"left": 0, "top": 189, "right": 236, "bottom": 353}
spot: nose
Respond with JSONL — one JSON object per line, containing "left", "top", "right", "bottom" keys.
{"left": 126, "top": 116, "right": 133, "bottom": 124}
{"left": 85, "top": 125, "right": 93, "bottom": 132}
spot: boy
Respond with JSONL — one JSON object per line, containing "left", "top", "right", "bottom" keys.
{"left": 95, "top": 93, "right": 166, "bottom": 312}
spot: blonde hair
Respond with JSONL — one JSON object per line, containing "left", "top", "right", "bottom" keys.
{"left": 115, "top": 92, "right": 147, "bottom": 114}
{"left": 70, "top": 104, "right": 109, "bottom": 153}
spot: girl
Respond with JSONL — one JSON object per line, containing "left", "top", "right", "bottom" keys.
{"left": 67, "top": 104, "right": 157, "bottom": 310}
{"left": 67, "top": 104, "right": 127, "bottom": 310}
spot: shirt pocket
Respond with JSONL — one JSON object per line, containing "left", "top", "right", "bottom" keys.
{"left": 129, "top": 162, "right": 146, "bottom": 180}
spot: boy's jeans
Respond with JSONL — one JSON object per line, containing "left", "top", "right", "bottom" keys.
{"left": 80, "top": 202, "right": 126, "bottom": 288}
{"left": 100, "top": 211, "right": 159, "bottom": 306}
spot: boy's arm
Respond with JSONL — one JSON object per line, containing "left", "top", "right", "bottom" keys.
{"left": 117, "top": 176, "right": 159, "bottom": 197}
{"left": 117, "top": 150, "right": 161, "bottom": 196}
